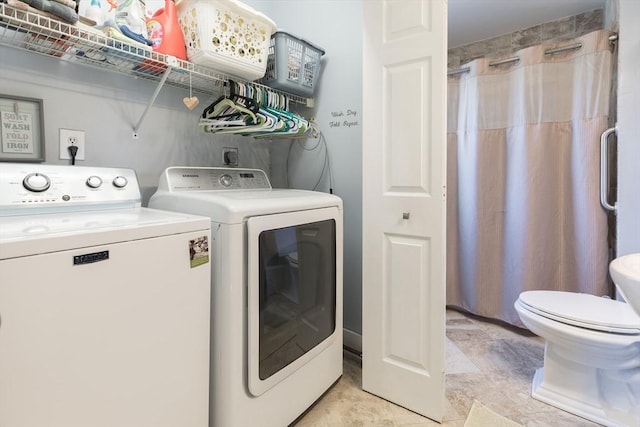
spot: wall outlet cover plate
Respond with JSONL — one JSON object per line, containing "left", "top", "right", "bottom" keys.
{"left": 59, "top": 128, "right": 85, "bottom": 160}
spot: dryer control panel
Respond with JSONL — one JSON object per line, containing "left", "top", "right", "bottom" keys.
{"left": 0, "top": 163, "right": 141, "bottom": 216}
{"left": 160, "top": 167, "right": 271, "bottom": 192}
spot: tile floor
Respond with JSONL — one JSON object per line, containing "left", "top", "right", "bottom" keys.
{"left": 294, "top": 309, "right": 602, "bottom": 426}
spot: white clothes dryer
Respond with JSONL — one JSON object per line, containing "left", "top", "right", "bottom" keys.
{"left": 149, "top": 167, "right": 343, "bottom": 427}
{"left": 0, "top": 163, "right": 211, "bottom": 427}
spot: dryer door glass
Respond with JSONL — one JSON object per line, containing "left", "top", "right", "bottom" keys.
{"left": 257, "top": 219, "right": 336, "bottom": 381}
{"left": 247, "top": 205, "right": 341, "bottom": 396}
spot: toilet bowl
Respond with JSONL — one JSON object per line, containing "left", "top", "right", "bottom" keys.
{"left": 514, "top": 291, "right": 640, "bottom": 427}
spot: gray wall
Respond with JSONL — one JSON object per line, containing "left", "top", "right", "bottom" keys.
{"left": 0, "top": 48, "right": 270, "bottom": 204}
{"left": 244, "top": 0, "right": 364, "bottom": 342}
{"left": 0, "top": 1, "right": 365, "bottom": 342}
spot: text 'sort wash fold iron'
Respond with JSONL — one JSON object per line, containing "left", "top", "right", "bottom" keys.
{"left": 149, "top": 167, "right": 344, "bottom": 427}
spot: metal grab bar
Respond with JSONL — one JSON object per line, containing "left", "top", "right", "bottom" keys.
{"left": 600, "top": 125, "right": 618, "bottom": 213}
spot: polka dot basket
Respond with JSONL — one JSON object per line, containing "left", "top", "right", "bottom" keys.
{"left": 177, "top": 0, "right": 276, "bottom": 81}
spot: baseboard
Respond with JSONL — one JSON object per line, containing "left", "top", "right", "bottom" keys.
{"left": 343, "top": 328, "right": 362, "bottom": 354}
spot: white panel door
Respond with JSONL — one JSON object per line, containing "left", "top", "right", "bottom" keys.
{"left": 362, "top": 0, "right": 446, "bottom": 421}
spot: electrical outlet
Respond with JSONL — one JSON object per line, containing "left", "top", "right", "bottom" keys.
{"left": 59, "top": 128, "right": 85, "bottom": 161}
{"left": 223, "top": 147, "right": 238, "bottom": 166}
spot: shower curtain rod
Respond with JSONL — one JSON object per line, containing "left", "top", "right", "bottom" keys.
{"left": 447, "top": 33, "right": 619, "bottom": 76}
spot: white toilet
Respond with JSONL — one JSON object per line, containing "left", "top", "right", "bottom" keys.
{"left": 514, "top": 290, "right": 640, "bottom": 427}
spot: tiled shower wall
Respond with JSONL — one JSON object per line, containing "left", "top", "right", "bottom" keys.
{"left": 447, "top": 9, "right": 604, "bottom": 68}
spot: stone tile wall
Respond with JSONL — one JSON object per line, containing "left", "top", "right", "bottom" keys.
{"left": 448, "top": 9, "right": 604, "bottom": 68}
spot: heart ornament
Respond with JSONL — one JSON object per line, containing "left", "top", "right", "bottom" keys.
{"left": 183, "top": 96, "right": 200, "bottom": 110}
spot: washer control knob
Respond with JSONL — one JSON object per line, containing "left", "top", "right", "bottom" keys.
{"left": 23, "top": 173, "right": 51, "bottom": 192}
{"left": 112, "top": 176, "right": 128, "bottom": 188}
{"left": 219, "top": 174, "right": 233, "bottom": 187}
{"left": 86, "top": 175, "right": 103, "bottom": 188}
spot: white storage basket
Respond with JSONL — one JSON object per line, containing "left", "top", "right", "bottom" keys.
{"left": 177, "top": 0, "right": 276, "bottom": 81}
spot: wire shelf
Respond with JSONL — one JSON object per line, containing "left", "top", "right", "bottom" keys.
{"left": 0, "top": 3, "right": 310, "bottom": 105}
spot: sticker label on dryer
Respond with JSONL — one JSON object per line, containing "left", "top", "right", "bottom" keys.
{"left": 189, "top": 236, "right": 209, "bottom": 268}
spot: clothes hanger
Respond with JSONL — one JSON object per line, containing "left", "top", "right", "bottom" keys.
{"left": 201, "top": 81, "right": 231, "bottom": 118}
{"left": 199, "top": 80, "right": 317, "bottom": 137}
{"left": 200, "top": 80, "right": 259, "bottom": 121}
{"left": 201, "top": 83, "right": 264, "bottom": 134}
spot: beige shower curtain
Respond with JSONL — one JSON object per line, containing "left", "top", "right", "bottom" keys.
{"left": 447, "top": 30, "right": 615, "bottom": 327}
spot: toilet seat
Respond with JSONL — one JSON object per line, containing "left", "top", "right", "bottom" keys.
{"left": 518, "top": 291, "right": 640, "bottom": 335}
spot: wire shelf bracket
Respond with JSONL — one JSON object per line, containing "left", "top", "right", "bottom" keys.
{"left": 132, "top": 57, "right": 175, "bottom": 139}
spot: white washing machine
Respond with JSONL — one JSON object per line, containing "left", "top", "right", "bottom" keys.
{"left": 0, "top": 163, "right": 212, "bottom": 427}
{"left": 149, "top": 167, "right": 343, "bottom": 427}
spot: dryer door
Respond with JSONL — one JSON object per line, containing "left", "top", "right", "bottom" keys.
{"left": 247, "top": 206, "right": 342, "bottom": 396}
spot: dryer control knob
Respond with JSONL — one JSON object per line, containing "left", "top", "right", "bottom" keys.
{"left": 112, "top": 176, "right": 128, "bottom": 188}
{"left": 86, "top": 176, "right": 103, "bottom": 188}
{"left": 219, "top": 174, "right": 233, "bottom": 187}
{"left": 23, "top": 173, "right": 51, "bottom": 192}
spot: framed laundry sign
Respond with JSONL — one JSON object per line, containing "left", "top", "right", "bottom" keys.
{"left": 0, "top": 94, "right": 45, "bottom": 162}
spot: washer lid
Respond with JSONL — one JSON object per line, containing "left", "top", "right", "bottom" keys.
{"left": 518, "top": 291, "right": 640, "bottom": 334}
{"left": 0, "top": 207, "right": 210, "bottom": 259}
